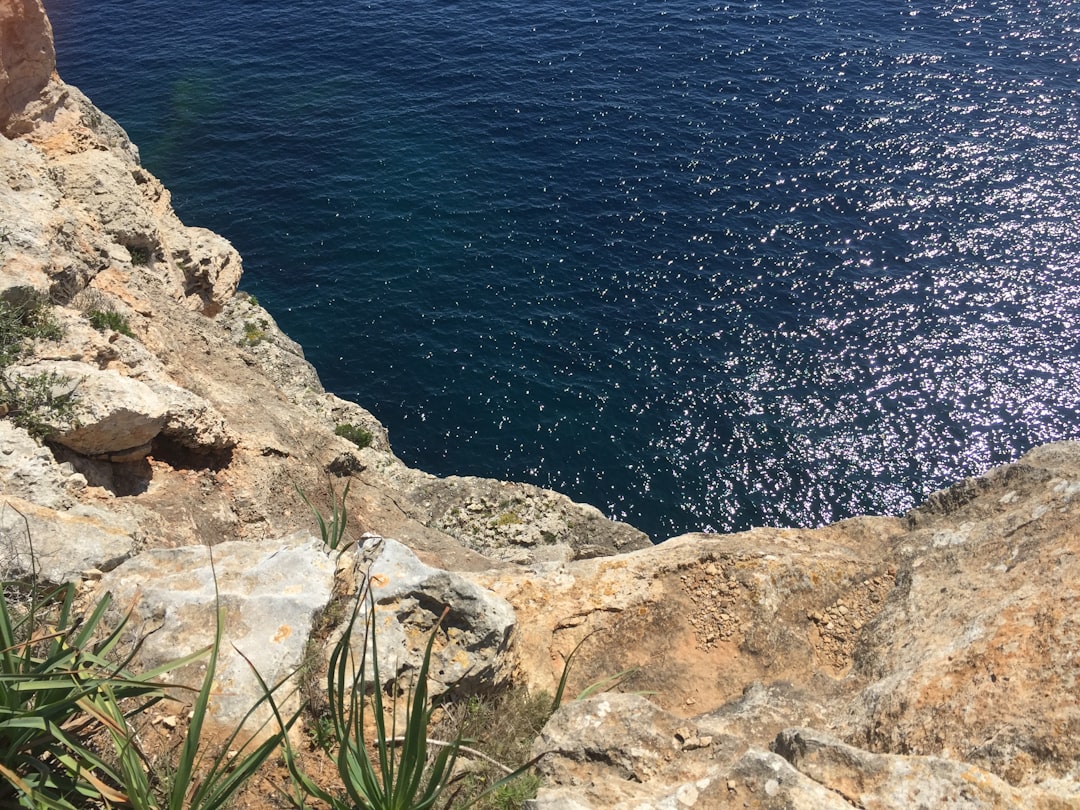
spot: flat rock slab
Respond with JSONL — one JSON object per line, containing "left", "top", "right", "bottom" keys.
{"left": 98, "top": 534, "right": 335, "bottom": 728}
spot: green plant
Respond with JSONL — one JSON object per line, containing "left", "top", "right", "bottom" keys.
{"left": 431, "top": 687, "right": 551, "bottom": 810}
{"left": 87, "top": 308, "right": 135, "bottom": 338}
{"left": 128, "top": 246, "right": 150, "bottom": 266}
{"left": 240, "top": 319, "right": 269, "bottom": 347}
{"left": 105, "top": 607, "right": 300, "bottom": 810}
{"left": 0, "top": 517, "right": 179, "bottom": 808}
{"left": 0, "top": 295, "right": 69, "bottom": 438}
{"left": 486, "top": 774, "right": 542, "bottom": 810}
{"left": 271, "top": 578, "right": 541, "bottom": 810}
{"left": 0, "top": 370, "right": 78, "bottom": 439}
{"left": 0, "top": 295, "right": 61, "bottom": 369}
{"left": 297, "top": 480, "right": 352, "bottom": 553}
{"left": 335, "top": 422, "right": 373, "bottom": 450}
{"left": 494, "top": 512, "right": 521, "bottom": 528}
{"left": 274, "top": 587, "right": 464, "bottom": 810}
{"left": 550, "top": 630, "right": 643, "bottom": 715}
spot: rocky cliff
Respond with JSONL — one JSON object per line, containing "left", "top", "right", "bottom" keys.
{"left": 2, "top": 2, "right": 1079, "bottom": 808}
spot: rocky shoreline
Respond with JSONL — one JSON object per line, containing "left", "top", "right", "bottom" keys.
{"left": 2, "top": 1, "right": 1080, "bottom": 806}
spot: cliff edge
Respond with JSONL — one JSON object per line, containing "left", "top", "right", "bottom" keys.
{"left": 2, "top": 2, "right": 1079, "bottom": 808}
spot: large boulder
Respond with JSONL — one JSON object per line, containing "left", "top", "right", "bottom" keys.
{"left": 9, "top": 360, "right": 166, "bottom": 458}
{"left": 0, "top": 494, "right": 134, "bottom": 584}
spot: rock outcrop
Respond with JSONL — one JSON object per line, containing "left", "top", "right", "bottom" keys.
{"left": 502, "top": 442, "right": 1080, "bottom": 807}
{"left": 2, "top": 1, "right": 1079, "bottom": 807}
{"left": 0, "top": 0, "right": 53, "bottom": 133}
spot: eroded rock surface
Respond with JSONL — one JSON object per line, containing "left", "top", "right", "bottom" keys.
{"left": 98, "top": 535, "right": 336, "bottom": 726}
{"left": 341, "top": 536, "right": 516, "bottom": 697}
{"left": 512, "top": 444, "right": 1080, "bottom": 807}
{"left": 1, "top": 1, "right": 1079, "bottom": 806}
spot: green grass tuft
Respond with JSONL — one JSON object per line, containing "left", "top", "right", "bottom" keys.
{"left": 87, "top": 308, "right": 135, "bottom": 338}
{"left": 335, "top": 422, "right": 373, "bottom": 449}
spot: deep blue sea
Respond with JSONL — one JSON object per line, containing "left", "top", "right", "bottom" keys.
{"left": 47, "top": 0, "right": 1080, "bottom": 541}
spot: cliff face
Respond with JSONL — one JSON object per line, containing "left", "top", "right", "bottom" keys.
{"left": 0, "top": 0, "right": 53, "bottom": 133}
{"left": 2, "top": 2, "right": 1080, "bottom": 808}
{"left": 0, "top": 0, "right": 647, "bottom": 570}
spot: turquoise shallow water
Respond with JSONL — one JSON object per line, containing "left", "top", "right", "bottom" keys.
{"left": 48, "top": 0, "right": 1080, "bottom": 540}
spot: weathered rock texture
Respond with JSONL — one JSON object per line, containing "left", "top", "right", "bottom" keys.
{"left": 494, "top": 442, "right": 1080, "bottom": 807}
{"left": 1, "top": 1, "right": 1079, "bottom": 807}
{"left": 351, "top": 536, "right": 516, "bottom": 697}
{"left": 0, "top": 0, "right": 53, "bottom": 133}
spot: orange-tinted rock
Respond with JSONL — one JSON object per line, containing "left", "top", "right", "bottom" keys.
{"left": 0, "top": 0, "right": 55, "bottom": 133}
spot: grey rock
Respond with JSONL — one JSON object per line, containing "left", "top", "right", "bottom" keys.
{"left": 0, "top": 495, "right": 134, "bottom": 583}
{"left": 369, "top": 456, "right": 652, "bottom": 564}
{"left": 0, "top": 420, "right": 85, "bottom": 508}
{"left": 773, "top": 727, "right": 1077, "bottom": 810}
{"left": 145, "top": 379, "right": 237, "bottom": 453}
{"left": 97, "top": 535, "right": 336, "bottom": 728}
{"left": 725, "top": 750, "right": 858, "bottom": 809}
{"left": 348, "top": 536, "right": 516, "bottom": 697}
{"left": 532, "top": 693, "right": 747, "bottom": 809}
{"left": 167, "top": 225, "right": 242, "bottom": 312}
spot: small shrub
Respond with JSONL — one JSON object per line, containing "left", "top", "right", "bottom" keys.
{"left": 495, "top": 511, "right": 521, "bottom": 527}
{"left": 240, "top": 319, "right": 269, "bottom": 346}
{"left": 0, "top": 370, "right": 78, "bottom": 439}
{"left": 432, "top": 687, "right": 553, "bottom": 809}
{"left": 488, "top": 774, "right": 543, "bottom": 810}
{"left": 0, "top": 295, "right": 62, "bottom": 369}
{"left": 335, "top": 422, "right": 373, "bottom": 449}
{"left": 87, "top": 308, "right": 135, "bottom": 338}
{"left": 128, "top": 245, "right": 150, "bottom": 266}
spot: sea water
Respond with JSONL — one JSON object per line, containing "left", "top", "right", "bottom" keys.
{"left": 48, "top": 0, "right": 1080, "bottom": 540}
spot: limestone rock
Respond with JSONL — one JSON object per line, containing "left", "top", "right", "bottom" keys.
{"left": 370, "top": 455, "right": 652, "bottom": 564}
{"left": 0, "top": 0, "right": 54, "bottom": 133}
{"left": 96, "top": 535, "right": 336, "bottom": 727}
{"left": 2, "top": 2, "right": 1079, "bottom": 804}
{"left": 532, "top": 693, "right": 744, "bottom": 809}
{"left": 533, "top": 704, "right": 1080, "bottom": 809}
{"left": 469, "top": 518, "right": 900, "bottom": 716}
{"left": 348, "top": 536, "right": 516, "bottom": 697}
{"left": 509, "top": 443, "right": 1080, "bottom": 805}
{"left": 10, "top": 360, "right": 166, "bottom": 457}
{"left": 0, "top": 420, "right": 86, "bottom": 509}
{"left": 532, "top": 695, "right": 859, "bottom": 809}
{"left": 0, "top": 494, "right": 134, "bottom": 584}
{"left": 166, "top": 225, "right": 242, "bottom": 312}
{"left": 721, "top": 750, "right": 861, "bottom": 810}
{"left": 839, "top": 441, "right": 1080, "bottom": 785}
{"left": 773, "top": 728, "right": 1079, "bottom": 810}
{"left": 145, "top": 380, "right": 237, "bottom": 453}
